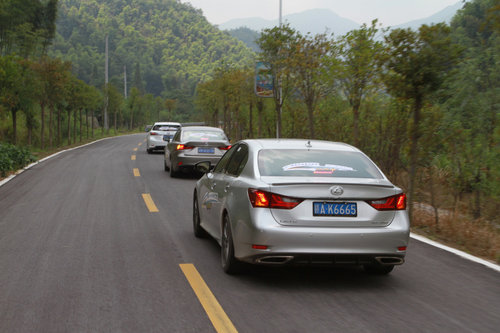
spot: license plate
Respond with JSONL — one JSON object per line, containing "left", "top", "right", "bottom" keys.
{"left": 313, "top": 202, "right": 357, "bottom": 217}
{"left": 198, "top": 148, "right": 214, "bottom": 154}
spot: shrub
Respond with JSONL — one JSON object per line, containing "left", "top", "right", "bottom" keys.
{"left": 0, "top": 143, "right": 37, "bottom": 177}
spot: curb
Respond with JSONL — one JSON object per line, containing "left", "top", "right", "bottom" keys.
{"left": 410, "top": 232, "right": 500, "bottom": 272}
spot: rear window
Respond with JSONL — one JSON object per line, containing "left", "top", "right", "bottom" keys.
{"left": 181, "top": 130, "right": 226, "bottom": 141}
{"left": 258, "top": 149, "right": 383, "bottom": 179}
{"left": 153, "top": 125, "right": 180, "bottom": 131}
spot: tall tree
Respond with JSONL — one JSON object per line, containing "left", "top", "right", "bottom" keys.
{"left": 257, "top": 24, "right": 300, "bottom": 138}
{"left": 290, "top": 33, "right": 331, "bottom": 139}
{"left": 337, "top": 20, "right": 385, "bottom": 146}
{"left": 382, "top": 23, "right": 461, "bottom": 220}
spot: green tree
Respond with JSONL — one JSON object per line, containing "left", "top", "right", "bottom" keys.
{"left": 289, "top": 32, "right": 331, "bottom": 139}
{"left": 337, "top": 20, "right": 385, "bottom": 146}
{"left": 382, "top": 23, "right": 461, "bottom": 220}
{"left": 257, "top": 24, "right": 300, "bottom": 138}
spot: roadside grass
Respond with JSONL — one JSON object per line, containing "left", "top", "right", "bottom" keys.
{"left": 0, "top": 129, "right": 142, "bottom": 180}
{"left": 412, "top": 205, "right": 500, "bottom": 264}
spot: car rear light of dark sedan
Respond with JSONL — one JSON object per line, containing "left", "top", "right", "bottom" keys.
{"left": 219, "top": 145, "right": 232, "bottom": 150}
{"left": 367, "top": 193, "right": 406, "bottom": 211}
{"left": 248, "top": 189, "right": 303, "bottom": 209}
{"left": 176, "top": 144, "right": 194, "bottom": 150}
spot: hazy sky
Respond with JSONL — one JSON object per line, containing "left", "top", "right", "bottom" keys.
{"left": 182, "top": 0, "right": 463, "bottom": 26}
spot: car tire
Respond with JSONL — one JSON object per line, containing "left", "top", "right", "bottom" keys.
{"left": 164, "top": 159, "right": 169, "bottom": 172}
{"left": 363, "top": 263, "right": 394, "bottom": 275}
{"left": 169, "top": 160, "right": 177, "bottom": 178}
{"left": 193, "top": 194, "right": 207, "bottom": 238}
{"left": 147, "top": 148, "right": 152, "bottom": 154}
{"left": 221, "top": 214, "right": 242, "bottom": 274}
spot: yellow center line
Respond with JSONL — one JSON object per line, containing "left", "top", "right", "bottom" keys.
{"left": 133, "top": 168, "right": 140, "bottom": 177}
{"left": 133, "top": 147, "right": 138, "bottom": 151}
{"left": 131, "top": 155, "right": 136, "bottom": 160}
{"left": 180, "top": 264, "right": 238, "bottom": 333}
{"left": 142, "top": 193, "right": 159, "bottom": 212}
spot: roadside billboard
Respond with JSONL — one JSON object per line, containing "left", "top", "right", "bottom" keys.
{"left": 255, "top": 62, "right": 274, "bottom": 98}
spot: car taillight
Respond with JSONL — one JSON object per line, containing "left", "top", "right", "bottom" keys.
{"left": 367, "top": 193, "right": 406, "bottom": 211}
{"left": 219, "top": 145, "right": 232, "bottom": 151}
{"left": 150, "top": 131, "right": 158, "bottom": 136}
{"left": 176, "top": 144, "right": 194, "bottom": 150}
{"left": 248, "top": 189, "right": 303, "bottom": 209}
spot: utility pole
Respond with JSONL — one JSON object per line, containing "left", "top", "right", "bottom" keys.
{"left": 277, "top": 0, "right": 283, "bottom": 138}
{"left": 104, "top": 34, "right": 109, "bottom": 131}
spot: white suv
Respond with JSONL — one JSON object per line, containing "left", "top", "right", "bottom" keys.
{"left": 146, "top": 122, "right": 181, "bottom": 153}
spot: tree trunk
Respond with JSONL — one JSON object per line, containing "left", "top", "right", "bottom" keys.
{"left": 49, "top": 106, "right": 53, "bottom": 147}
{"left": 57, "top": 107, "right": 61, "bottom": 146}
{"left": 248, "top": 100, "right": 254, "bottom": 138}
{"left": 257, "top": 99, "right": 263, "bottom": 138}
{"left": 67, "top": 110, "right": 71, "bottom": 145}
{"left": 91, "top": 109, "right": 94, "bottom": 138}
{"left": 40, "top": 103, "right": 45, "bottom": 149}
{"left": 79, "top": 109, "right": 82, "bottom": 143}
{"left": 408, "top": 95, "right": 422, "bottom": 223}
{"left": 11, "top": 109, "right": 17, "bottom": 145}
{"left": 73, "top": 109, "right": 77, "bottom": 144}
{"left": 307, "top": 103, "right": 315, "bottom": 139}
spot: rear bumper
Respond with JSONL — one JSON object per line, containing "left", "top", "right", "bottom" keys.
{"left": 148, "top": 136, "right": 167, "bottom": 149}
{"left": 233, "top": 211, "right": 410, "bottom": 265}
{"left": 175, "top": 154, "right": 223, "bottom": 168}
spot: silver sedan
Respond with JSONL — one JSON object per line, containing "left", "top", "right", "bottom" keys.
{"left": 193, "top": 139, "right": 410, "bottom": 274}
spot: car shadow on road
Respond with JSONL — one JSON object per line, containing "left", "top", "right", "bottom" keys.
{"left": 197, "top": 236, "right": 402, "bottom": 292}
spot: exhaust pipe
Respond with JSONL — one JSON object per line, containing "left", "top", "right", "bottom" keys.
{"left": 255, "top": 256, "right": 294, "bottom": 264}
{"left": 375, "top": 257, "right": 405, "bottom": 265}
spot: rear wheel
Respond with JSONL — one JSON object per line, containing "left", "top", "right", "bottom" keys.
{"left": 221, "top": 215, "right": 242, "bottom": 274}
{"left": 147, "top": 148, "right": 152, "bottom": 154}
{"left": 169, "top": 159, "right": 178, "bottom": 178}
{"left": 164, "top": 159, "right": 169, "bottom": 171}
{"left": 364, "top": 263, "right": 394, "bottom": 275}
{"left": 193, "top": 194, "right": 207, "bottom": 238}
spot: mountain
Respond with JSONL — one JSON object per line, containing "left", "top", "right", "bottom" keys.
{"left": 50, "top": 0, "right": 253, "bottom": 100}
{"left": 219, "top": 8, "right": 360, "bottom": 36}
{"left": 219, "top": 2, "right": 464, "bottom": 38}
{"left": 392, "top": 2, "right": 464, "bottom": 30}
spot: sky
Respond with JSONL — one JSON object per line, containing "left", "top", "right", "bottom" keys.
{"left": 182, "top": 0, "right": 463, "bottom": 26}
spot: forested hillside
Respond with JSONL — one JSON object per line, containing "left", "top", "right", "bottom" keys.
{"left": 50, "top": 0, "right": 254, "bottom": 117}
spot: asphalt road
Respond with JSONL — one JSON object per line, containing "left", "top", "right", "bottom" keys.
{"left": 1, "top": 134, "right": 498, "bottom": 333}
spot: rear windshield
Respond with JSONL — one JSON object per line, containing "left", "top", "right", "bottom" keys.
{"left": 181, "top": 130, "right": 226, "bottom": 141}
{"left": 153, "top": 125, "right": 180, "bottom": 131}
{"left": 258, "top": 149, "right": 383, "bottom": 179}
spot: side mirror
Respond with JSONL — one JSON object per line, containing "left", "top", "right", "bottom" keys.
{"left": 195, "top": 161, "right": 212, "bottom": 174}
{"left": 145, "top": 125, "right": 152, "bottom": 132}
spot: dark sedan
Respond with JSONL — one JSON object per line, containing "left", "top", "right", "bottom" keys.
{"left": 164, "top": 126, "right": 231, "bottom": 177}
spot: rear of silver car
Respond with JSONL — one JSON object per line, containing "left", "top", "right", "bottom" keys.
{"left": 228, "top": 144, "right": 409, "bottom": 272}
{"left": 234, "top": 180, "right": 409, "bottom": 267}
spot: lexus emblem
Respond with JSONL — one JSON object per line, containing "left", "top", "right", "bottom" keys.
{"left": 330, "top": 186, "right": 344, "bottom": 196}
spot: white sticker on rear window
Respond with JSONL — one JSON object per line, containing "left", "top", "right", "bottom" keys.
{"left": 282, "top": 162, "right": 355, "bottom": 174}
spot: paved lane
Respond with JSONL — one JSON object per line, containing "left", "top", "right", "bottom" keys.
{"left": 1, "top": 134, "right": 499, "bottom": 332}
{"left": 0, "top": 135, "right": 214, "bottom": 332}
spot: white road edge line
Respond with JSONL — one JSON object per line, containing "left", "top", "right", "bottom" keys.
{"left": 0, "top": 136, "right": 118, "bottom": 188}
{"left": 1, "top": 140, "right": 498, "bottom": 273}
{"left": 410, "top": 232, "right": 500, "bottom": 272}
